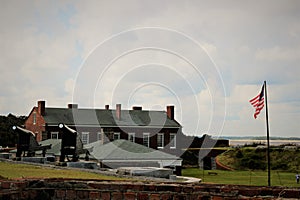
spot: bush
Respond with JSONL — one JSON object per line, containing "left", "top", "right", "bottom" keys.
{"left": 235, "top": 149, "right": 243, "bottom": 158}
{"left": 271, "top": 161, "right": 288, "bottom": 170}
{"left": 240, "top": 157, "right": 266, "bottom": 170}
{"left": 219, "top": 147, "right": 300, "bottom": 171}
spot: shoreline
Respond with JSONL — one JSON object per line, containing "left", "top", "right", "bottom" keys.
{"left": 229, "top": 139, "right": 300, "bottom": 146}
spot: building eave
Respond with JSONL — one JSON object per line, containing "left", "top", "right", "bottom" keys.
{"left": 45, "top": 124, "right": 181, "bottom": 129}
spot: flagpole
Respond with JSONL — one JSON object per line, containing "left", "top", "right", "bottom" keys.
{"left": 264, "top": 80, "right": 271, "bottom": 186}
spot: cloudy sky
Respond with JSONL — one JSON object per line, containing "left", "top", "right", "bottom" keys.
{"left": 1, "top": 0, "right": 300, "bottom": 137}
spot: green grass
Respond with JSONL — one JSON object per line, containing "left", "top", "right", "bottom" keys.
{"left": 182, "top": 168, "right": 300, "bottom": 187}
{"left": 2, "top": 161, "right": 299, "bottom": 187}
{"left": 0, "top": 161, "right": 126, "bottom": 180}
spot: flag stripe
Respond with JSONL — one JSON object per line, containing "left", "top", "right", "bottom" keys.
{"left": 252, "top": 98, "right": 264, "bottom": 107}
{"left": 249, "top": 84, "right": 265, "bottom": 119}
{"left": 249, "top": 94, "right": 260, "bottom": 103}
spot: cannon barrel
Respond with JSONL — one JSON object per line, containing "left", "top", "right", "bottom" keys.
{"left": 12, "top": 126, "right": 35, "bottom": 137}
{"left": 58, "top": 123, "right": 89, "bottom": 162}
{"left": 12, "top": 126, "right": 51, "bottom": 157}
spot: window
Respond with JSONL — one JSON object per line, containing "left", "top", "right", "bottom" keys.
{"left": 143, "top": 133, "right": 150, "bottom": 147}
{"left": 170, "top": 133, "right": 176, "bottom": 149}
{"left": 51, "top": 132, "right": 58, "bottom": 139}
{"left": 113, "top": 132, "right": 120, "bottom": 140}
{"left": 157, "top": 133, "right": 164, "bottom": 149}
{"left": 81, "top": 132, "right": 89, "bottom": 145}
{"left": 128, "top": 133, "right": 135, "bottom": 143}
{"left": 33, "top": 112, "right": 36, "bottom": 125}
{"left": 97, "top": 132, "right": 102, "bottom": 141}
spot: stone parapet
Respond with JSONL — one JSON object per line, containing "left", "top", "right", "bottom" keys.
{"left": 1, "top": 178, "right": 299, "bottom": 199}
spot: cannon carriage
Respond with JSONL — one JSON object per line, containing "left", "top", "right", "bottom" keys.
{"left": 12, "top": 126, "right": 51, "bottom": 158}
{"left": 58, "top": 123, "right": 89, "bottom": 162}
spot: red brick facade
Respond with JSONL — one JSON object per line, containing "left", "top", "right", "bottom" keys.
{"left": 24, "top": 104, "right": 45, "bottom": 142}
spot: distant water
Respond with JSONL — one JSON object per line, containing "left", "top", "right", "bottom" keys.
{"left": 229, "top": 139, "right": 300, "bottom": 146}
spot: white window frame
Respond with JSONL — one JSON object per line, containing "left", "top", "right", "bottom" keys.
{"left": 51, "top": 132, "right": 59, "bottom": 139}
{"left": 128, "top": 132, "right": 135, "bottom": 143}
{"left": 81, "top": 132, "right": 89, "bottom": 145}
{"left": 157, "top": 133, "right": 164, "bottom": 149}
{"left": 97, "top": 132, "right": 102, "bottom": 141}
{"left": 170, "top": 133, "right": 176, "bottom": 149}
{"left": 113, "top": 132, "right": 120, "bottom": 140}
{"left": 143, "top": 133, "right": 150, "bottom": 147}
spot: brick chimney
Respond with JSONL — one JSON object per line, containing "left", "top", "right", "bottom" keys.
{"left": 166, "top": 105, "right": 174, "bottom": 120}
{"left": 68, "top": 104, "right": 78, "bottom": 109}
{"left": 116, "top": 104, "right": 121, "bottom": 120}
{"left": 37, "top": 100, "right": 45, "bottom": 116}
{"left": 105, "top": 105, "right": 109, "bottom": 110}
{"left": 132, "top": 106, "right": 142, "bottom": 110}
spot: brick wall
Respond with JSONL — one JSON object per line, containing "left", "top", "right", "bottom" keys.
{"left": 1, "top": 178, "right": 299, "bottom": 199}
{"left": 25, "top": 107, "right": 45, "bottom": 142}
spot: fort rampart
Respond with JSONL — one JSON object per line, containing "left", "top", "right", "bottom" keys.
{"left": 1, "top": 178, "right": 299, "bottom": 199}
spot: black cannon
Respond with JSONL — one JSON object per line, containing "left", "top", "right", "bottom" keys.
{"left": 58, "top": 123, "right": 89, "bottom": 162}
{"left": 12, "top": 126, "right": 51, "bottom": 157}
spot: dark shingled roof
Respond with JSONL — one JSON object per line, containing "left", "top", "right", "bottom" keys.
{"left": 43, "top": 108, "right": 181, "bottom": 128}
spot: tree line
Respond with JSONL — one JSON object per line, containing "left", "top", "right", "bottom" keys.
{"left": 0, "top": 114, "right": 26, "bottom": 147}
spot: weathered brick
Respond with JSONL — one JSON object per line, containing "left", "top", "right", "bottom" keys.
{"left": 172, "top": 185, "right": 182, "bottom": 193}
{"left": 174, "top": 194, "right": 188, "bottom": 200}
{"left": 190, "top": 193, "right": 205, "bottom": 200}
{"left": 109, "top": 184, "right": 121, "bottom": 191}
{"left": 144, "top": 184, "right": 157, "bottom": 191}
{"left": 149, "top": 193, "right": 160, "bottom": 200}
{"left": 28, "top": 190, "right": 38, "bottom": 199}
{"left": 21, "top": 191, "right": 29, "bottom": 199}
{"left": 124, "top": 192, "right": 136, "bottom": 200}
{"left": 161, "top": 193, "right": 174, "bottom": 200}
{"left": 282, "top": 190, "right": 300, "bottom": 198}
{"left": 77, "top": 190, "right": 89, "bottom": 199}
{"left": 137, "top": 192, "right": 149, "bottom": 200}
{"left": 224, "top": 197, "right": 241, "bottom": 200}
{"left": 182, "top": 186, "right": 194, "bottom": 193}
{"left": 156, "top": 185, "right": 176, "bottom": 192}
{"left": 132, "top": 183, "right": 145, "bottom": 191}
{"left": 118, "top": 183, "right": 131, "bottom": 191}
{"left": 259, "top": 188, "right": 273, "bottom": 197}
{"left": 13, "top": 181, "right": 27, "bottom": 189}
{"left": 88, "top": 182, "right": 110, "bottom": 190}
{"left": 112, "top": 191, "right": 123, "bottom": 200}
{"left": 66, "top": 190, "right": 76, "bottom": 199}
{"left": 1, "top": 181, "right": 11, "bottom": 189}
{"left": 212, "top": 196, "right": 223, "bottom": 200}
{"left": 8, "top": 192, "right": 19, "bottom": 200}
{"left": 89, "top": 191, "right": 100, "bottom": 199}
{"left": 101, "top": 191, "right": 111, "bottom": 200}
{"left": 220, "top": 186, "right": 232, "bottom": 193}
{"left": 3, "top": 179, "right": 300, "bottom": 200}
{"left": 239, "top": 188, "right": 260, "bottom": 197}
{"left": 56, "top": 189, "right": 66, "bottom": 198}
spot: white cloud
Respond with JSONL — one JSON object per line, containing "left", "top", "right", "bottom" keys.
{"left": 255, "top": 46, "right": 300, "bottom": 62}
{"left": 0, "top": 0, "right": 300, "bottom": 137}
{"left": 64, "top": 78, "right": 75, "bottom": 95}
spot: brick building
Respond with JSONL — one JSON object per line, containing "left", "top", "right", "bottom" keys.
{"left": 24, "top": 101, "right": 46, "bottom": 142}
{"left": 25, "top": 100, "right": 184, "bottom": 155}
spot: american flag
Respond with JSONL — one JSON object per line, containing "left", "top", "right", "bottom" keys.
{"left": 249, "top": 85, "right": 265, "bottom": 119}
